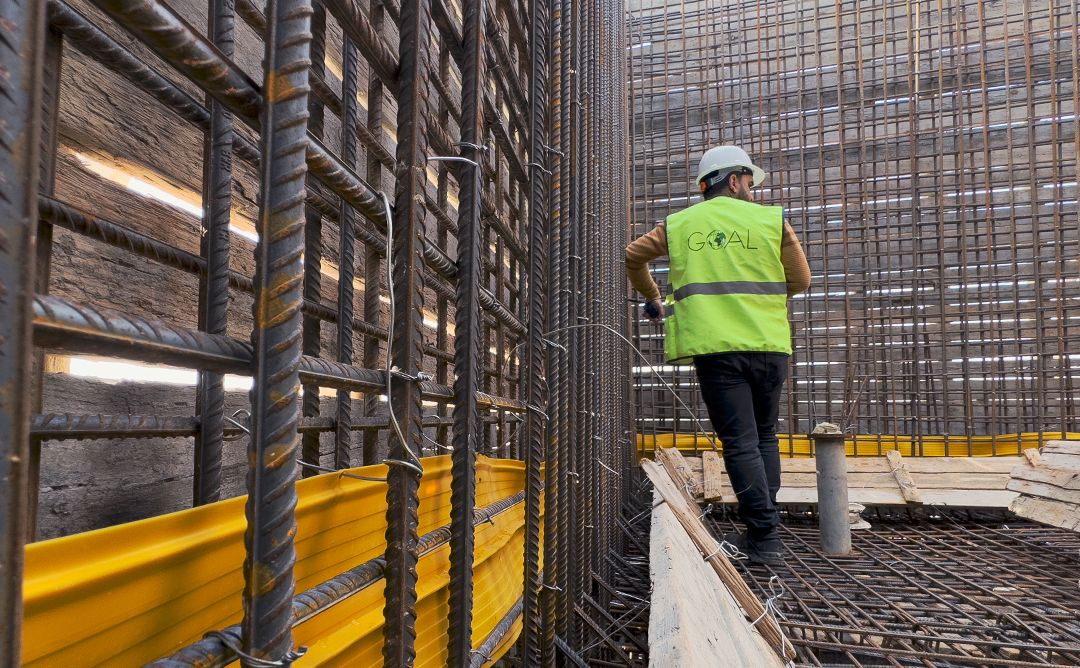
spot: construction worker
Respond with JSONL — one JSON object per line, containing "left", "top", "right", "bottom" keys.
{"left": 626, "top": 145, "right": 811, "bottom": 565}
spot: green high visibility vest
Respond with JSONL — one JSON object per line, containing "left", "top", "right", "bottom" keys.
{"left": 663, "top": 196, "right": 792, "bottom": 362}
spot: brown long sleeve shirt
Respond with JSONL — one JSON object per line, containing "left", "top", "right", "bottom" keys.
{"left": 625, "top": 220, "right": 811, "bottom": 303}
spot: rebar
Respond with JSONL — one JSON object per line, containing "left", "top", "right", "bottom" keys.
{"left": 380, "top": 0, "right": 432, "bottom": 658}
{"left": 446, "top": 0, "right": 487, "bottom": 658}
{"left": 521, "top": 0, "right": 551, "bottom": 656}
{"left": 707, "top": 511, "right": 1080, "bottom": 667}
{"left": 10, "top": 0, "right": 638, "bottom": 659}
{"left": 627, "top": 0, "right": 1080, "bottom": 452}
{"left": 239, "top": 0, "right": 312, "bottom": 660}
{"left": 0, "top": 0, "right": 45, "bottom": 660}
{"left": 193, "top": 0, "right": 235, "bottom": 506}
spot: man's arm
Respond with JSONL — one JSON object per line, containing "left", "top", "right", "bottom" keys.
{"left": 781, "top": 222, "right": 811, "bottom": 296}
{"left": 625, "top": 223, "right": 668, "bottom": 321}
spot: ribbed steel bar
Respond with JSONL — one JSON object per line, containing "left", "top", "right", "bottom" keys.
{"left": 38, "top": 196, "right": 390, "bottom": 342}
{"left": 335, "top": 34, "right": 359, "bottom": 470}
{"left": 28, "top": 20, "right": 64, "bottom": 544}
{"left": 238, "top": 0, "right": 312, "bottom": 659}
{"left": 29, "top": 412, "right": 517, "bottom": 441}
{"left": 556, "top": 0, "right": 574, "bottom": 639}
{"left": 31, "top": 292, "right": 528, "bottom": 411}
{"left": 707, "top": 511, "right": 1080, "bottom": 666}
{"left": 361, "top": 0, "right": 387, "bottom": 466}
{"left": 193, "top": 0, "right": 235, "bottom": 506}
{"left": 585, "top": 0, "right": 600, "bottom": 589}
{"left": 300, "top": 6, "right": 326, "bottom": 477}
{"left": 521, "top": 0, "right": 550, "bottom": 655}
{"left": 566, "top": 0, "right": 583, "bottom": 644}
{"left": 542, "top": 0, "right": 565, "bottom": 656}
{"left": 152, "top": 492, "right": 527, "bottom": 667}
{"left": 82, "top": 0, "right": 395, "bottom": 236}
{"left": 0, "top": 0, "right": 44, "bottom": 658}
{"left": 381, "top": 0, "right": 430, "bottom": 656}
{"left": 446, "top": 0, "right": 488, "bottom": 658}
{"left": 235, "top": 0, "right": 397, "bottom": 176}
{"left": 469, "top": 597, "right": 523, "bottom": 668}
{"left": 319, "top": 0, "right": 398, "bottom": 84}
{"left": 628, "top": 0, "right": 1079, "bottom": 444}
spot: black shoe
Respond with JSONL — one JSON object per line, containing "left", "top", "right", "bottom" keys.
{"left": 746, "top": 535, "right": 786, "bottom": 567}
{"left": 722, "top": 530, "right": 748, "bottom": 552}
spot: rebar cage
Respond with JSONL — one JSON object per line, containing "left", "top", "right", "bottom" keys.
{"left": 628, "top": 0, "right": 1080, "bottom": 456}
{"left": 0, "top": 0, "right": 634, "bottom": 661}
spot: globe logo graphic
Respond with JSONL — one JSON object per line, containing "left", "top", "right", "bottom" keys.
{"left": 707, "top": 230, "right": 727, "bottom": 249}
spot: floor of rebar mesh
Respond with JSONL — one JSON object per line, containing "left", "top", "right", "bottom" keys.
{"left": 705, "top": 508, "right": 1080, "bottom": 667}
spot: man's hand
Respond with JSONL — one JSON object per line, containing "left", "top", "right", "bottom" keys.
{"left": 644, "top": 298, "right": 664, "bottom": 323}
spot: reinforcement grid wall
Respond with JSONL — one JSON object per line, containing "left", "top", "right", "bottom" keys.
{"left": 627, "top": 0, "right": 1080, "bottom": 452}
{"left": 0, "top": 0, "right": 634, "bottom": 661}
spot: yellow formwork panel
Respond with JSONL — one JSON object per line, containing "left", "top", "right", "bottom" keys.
{"left": 22, "top": 455, "right": 537, "bottom": 666}
{"left": 636, "top": 432, "right": 1080, "bottom": 458}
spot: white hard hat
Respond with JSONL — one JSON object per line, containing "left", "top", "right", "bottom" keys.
{"left": 696, "top": 145, "right": 766, "bottom": 188}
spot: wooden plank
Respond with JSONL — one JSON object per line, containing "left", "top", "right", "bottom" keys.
{"left": 642, "top": 460, "right": 796, "bottom": 661}
{"left": 1009, "top": 494, "right": 1080, "bottom": 532}
{"left": 885, "top": 450, "right": 924, "bottom": 505}
{"left": 1040, "top": 441, "right": 1080, "bottom": 468}
{"left": 701, "top": 451, "right": 733, "bottom": 503}
{"left": 775, "top": 487, "right": 1017, "bottom": 508}
{"left": 1006, "top": 479, "right": 1080, "bottom": 506}
{"left": 657, "top": 447, "right": 704, "bottom": 502}
{"left": 900, "top": 457, "right": 1022, "bottom": 474}
{"left": 649, "top": 491, "right": 784, "bottom": 668}
{"left": 776, "top": 471, "right": 1009, "bottom": 491}
{"left": 778, "top": 457, "right": 1022, "bottom": 475}
{"left": 1023, "top": 448, "right": 1043, "bottom": 468}
{"left": 1042, "top": 441, "right": 1080, "bottom": 456}
{"left": 1010, "top": 465, "right": 1080, "bottom": 491}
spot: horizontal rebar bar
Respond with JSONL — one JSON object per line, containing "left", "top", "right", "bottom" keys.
{"left": 32, "top": 293, "right": 525, "bottom": 412}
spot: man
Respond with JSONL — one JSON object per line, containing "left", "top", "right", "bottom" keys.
{"left": 626, "top": 145, "right": 810, "bottom": 565}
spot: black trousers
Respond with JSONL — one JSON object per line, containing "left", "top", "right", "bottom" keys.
{"left": 694, "top": 352, "right": 789, "bottom": 540}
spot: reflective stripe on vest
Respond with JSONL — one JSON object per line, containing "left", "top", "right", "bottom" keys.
{"left": 663, "top": 197, "right": 792, "bottom": 361}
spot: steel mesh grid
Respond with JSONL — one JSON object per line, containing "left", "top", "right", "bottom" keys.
{"left": 706, "top": 510, "right": 1080, "bottom": 667}
{"left": 627, "top": 0, "right": 1080, "bottom": 454}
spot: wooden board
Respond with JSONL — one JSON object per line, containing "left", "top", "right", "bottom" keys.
{"left": 1009, "top": 495, "right": 1080, "bottom": 532}
{"left": 1008, "top": 441, "right": 1080, "bottom": 531}
{"left": 649, "top": 491, "right": 783, "bottom": 668}
{"left": 1040, "top": 441, "right": 1080, "bottom": 468}
{"left": 701, "top": 451, "right": 734, "bottom": 503}
{"left": 657, "top": 447, "right": 704, "bottom": 502}
{"left": 642, "top": 460, "right": 796, "bottom": 661}
{"left": 681, "top": 455, "right": 1021, "bottom": 508}
{"left": 886, "top": 450, "right": 924, "bottom": 504}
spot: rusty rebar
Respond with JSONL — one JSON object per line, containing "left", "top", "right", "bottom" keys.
{"left": 238, "top": 0, "right": 312, "bottom": 660}
{"left": 380, "top": 0, "right": 431, "bottom": 658}
{"left": 446, "top": 0, "right": 488, "bottom": 658}
{"left": 0, "top": 0, "right": 45, "bottom": 660}
{"left": 193, "top": 0, "right": 235, "bottom": 506}
{"left": 521, "top": 0, "right": 550, "bottom": 656}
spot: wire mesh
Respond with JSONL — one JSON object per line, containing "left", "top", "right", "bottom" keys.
{"left": 627, "top": 0, "right": 1080, "bottom": 456}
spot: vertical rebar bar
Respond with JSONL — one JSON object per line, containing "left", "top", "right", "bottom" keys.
{"left": 335, "top": 35, "right": 359, "bottom": 469}
{"left": 28, "top": 23, "right": 63, "bottom": 540}
{"left": 194, "top": 0, "right": 235, "bottom": 505}
{"left": 0, "top": 0, "right": 45, "bottom": 659}
{"left": 555, "top": 0, "right": 573, "bottom": 642}
{"left": 381, "top": 0, "right": 430, "bottom": 659}
{"left": 521, "top": 0, "right": 550, "bottom": 656}
{"left": 241, "top": 0, "right": 312, "bottom": 660}
{"left": 447, "top": 0, "right": 487, "bottom": 659}
{"left": 300, "top": 5, "right": 325, "bottom": 476}
{"left": 362, "top": 0, "right": 387, "bottom": 466}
